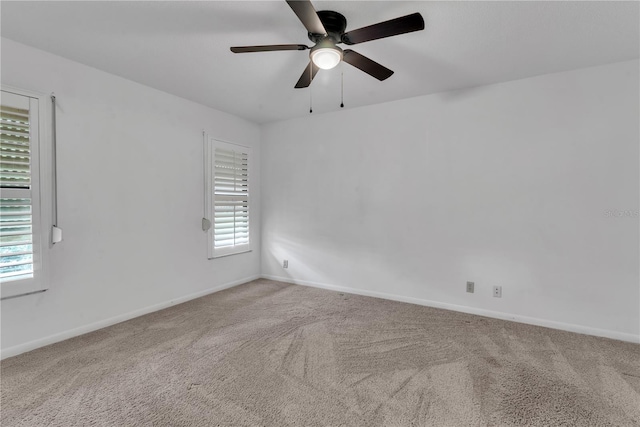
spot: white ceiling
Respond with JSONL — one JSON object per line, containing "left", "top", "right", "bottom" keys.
{"left": 1, "top": 1, "right": 638, "bottom": 124}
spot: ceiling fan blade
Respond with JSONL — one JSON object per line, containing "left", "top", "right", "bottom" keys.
{"left": 294, "top": 61, "right": 320, "bottom": 88}
{"left": 341, "top": 12, "right": 425, "bottom": 45}
{"left": 286, "top": 0, "right": 327, "bottom": 35}
{"left": 230, "top": 44, "right": 309, "bottom": 53}
{"left": 342, "top": 50, "right": 394, "bottom": 81}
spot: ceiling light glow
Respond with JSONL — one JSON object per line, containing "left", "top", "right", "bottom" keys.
{"left": 311, "top": 47, "right": 342, "bottom": 70}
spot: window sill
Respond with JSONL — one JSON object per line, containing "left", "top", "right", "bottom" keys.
{"left": 209, "top": 249, "right": 252, "bottom": 260}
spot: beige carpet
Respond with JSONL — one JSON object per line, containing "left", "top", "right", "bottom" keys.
{"left": 2, "top": 279, "right": 639, "bottom": 426}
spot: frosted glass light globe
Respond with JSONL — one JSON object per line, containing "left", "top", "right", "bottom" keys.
{"left": 311, "top": 47, "right": 342, "bottom": 70}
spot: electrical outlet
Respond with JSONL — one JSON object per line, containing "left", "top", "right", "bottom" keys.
{"left": 466, "top": 281, "right": 474, "bottom": 293}
{"left": 493, "top": 286, "right": 502, "bottom": 298}
{"left": 283, "top": 260, "right": 288, "bottom": 269}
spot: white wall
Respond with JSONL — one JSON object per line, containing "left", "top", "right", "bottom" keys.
{"left": 261, "top": 60, "right": 640, "bottom": 342}
{"left": 1, "top": 39, "right": 261, "bottom": 356}
{"left": 2, "top": 38, "right": 637, "bottom": 357}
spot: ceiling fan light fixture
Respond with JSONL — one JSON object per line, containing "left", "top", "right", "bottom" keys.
{"left": 311, "top": 46, "right": 342, "bottom": 70}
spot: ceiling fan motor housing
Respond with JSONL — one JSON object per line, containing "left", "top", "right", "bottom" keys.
{"left": 308, "top": 10, "right": 347, "bottom": 43}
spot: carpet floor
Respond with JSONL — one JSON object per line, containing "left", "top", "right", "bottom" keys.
{"left": 2, "top": 279, "right": 639, "bottom": 426}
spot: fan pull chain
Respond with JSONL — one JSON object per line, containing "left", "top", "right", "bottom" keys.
{"left": 309, "top": 64, "right": 313, "bottom": 114}
{"left": 340, "top": 65, "right": 344, "bottom": 108}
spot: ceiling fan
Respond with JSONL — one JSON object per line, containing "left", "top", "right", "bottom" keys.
{"left": 230, "top": 0, "right": 425, "bottom": 88}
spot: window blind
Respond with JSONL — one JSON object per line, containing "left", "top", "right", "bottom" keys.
{"left": 213, "top": 146, "right": 249, "bottom": 252}
{"left": 0, "top": 103, "right": 34, "bottom": 281}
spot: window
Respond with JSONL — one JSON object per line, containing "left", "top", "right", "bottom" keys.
{"left": 205, "top": 137, "right": 251, "bottom": 258}
{"left": 1, "top": 88, "right": 49, "bottom": 298}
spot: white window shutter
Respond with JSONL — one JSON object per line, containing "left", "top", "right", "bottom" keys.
{"left": 0, "top": 198, "right": 33, "bottom": 281}
{"left": 206, "top": 138, "right": 251, "bottom": 258}
{"left": 1, "top": 88, "right": 47, "bottom": 298}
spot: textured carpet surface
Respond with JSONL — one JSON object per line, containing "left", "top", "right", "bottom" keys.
{"left": 2, "top": 279, "right": 639, "bottom": 426}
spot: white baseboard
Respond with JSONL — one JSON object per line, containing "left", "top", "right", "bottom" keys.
{"left": 261, "top": 274, "right": 640, "bottom": 344}
{"left": 1, "top": 275, "right": 260, "bottom": 360}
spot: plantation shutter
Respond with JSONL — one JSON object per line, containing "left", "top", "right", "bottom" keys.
{"left": 208, "top": 140, "right": 250, "bottom": 258}
{"left": 0, "top": 93, "right": 36, "bottom": 283}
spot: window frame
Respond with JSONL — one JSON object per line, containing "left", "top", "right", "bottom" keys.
{"left": 1, "top": 86, "right": 52, "bottom": 299}
{"left": 204, "top": 135, "right": 251, "bottom": 259}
